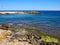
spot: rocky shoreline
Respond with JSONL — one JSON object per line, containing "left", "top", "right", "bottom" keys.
{"left": 0, "top": 11, "right": 40, "bottom": 15}
{"left": 0, "top": 23, "right": 60, "bottom": 45}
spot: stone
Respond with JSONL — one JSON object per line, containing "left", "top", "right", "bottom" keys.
{"left": 0, "top": 29, "right": 12, "bottom": 39}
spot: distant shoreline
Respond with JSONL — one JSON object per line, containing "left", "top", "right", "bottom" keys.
{"left": 0, "top": 11, "right": 40, "bottom": 14}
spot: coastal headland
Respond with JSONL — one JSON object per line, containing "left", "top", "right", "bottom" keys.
{"left": 0, "top": 11, "right": 40, "bottom": 14}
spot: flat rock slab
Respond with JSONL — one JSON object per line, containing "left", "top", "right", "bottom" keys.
{"left": 0, "top": 42, "right": 32, "bottom": 45}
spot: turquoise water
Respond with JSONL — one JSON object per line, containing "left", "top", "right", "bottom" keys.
{"left": 0, "top": 11, "right": 60, "bottom": 37}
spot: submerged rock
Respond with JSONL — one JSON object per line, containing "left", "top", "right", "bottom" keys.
{"left": 0, "top": 23, "right": 60, "bottom": 45}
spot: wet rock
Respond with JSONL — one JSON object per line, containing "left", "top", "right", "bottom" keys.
{"left": 0, "top": 23, "right": 60, "bottom": 45}
{"left": 1, "top": 24, "right": 9, "bottom": 30}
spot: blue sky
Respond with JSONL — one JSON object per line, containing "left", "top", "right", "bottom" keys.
{"left": 0, "top": 0, "right": 60, "bottom": 10}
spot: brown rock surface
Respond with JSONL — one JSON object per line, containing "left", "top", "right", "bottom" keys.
{"left": 0, "top": 29, "right": 60, "bottom": 45}
{"left": 0, "top": 29, "right": 32, "bottom": 45}
{"left": 0, "top": 29, "right": 12, "bottom": 39}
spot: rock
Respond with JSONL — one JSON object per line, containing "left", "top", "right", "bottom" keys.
{"left": 0, "top": 29, "right": 12, "bottom": 39}
{"left": 0, "top": 23, "right": 60, "bottom": 45}
{"left": 13, "top": 39, "right": 19, "bottom": 42}
{"left": 0, "top": 24, "right": 9, "bottom": 30}
{"left": 0, "top": 25, "right": 2, "bottom": 29}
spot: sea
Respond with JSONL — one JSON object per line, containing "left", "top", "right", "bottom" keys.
{"left": 0, "top": 11, "right": 60, "bottom": 37}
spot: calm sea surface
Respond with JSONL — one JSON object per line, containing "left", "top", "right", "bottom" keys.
{"left": 0, "top": 11, "right": 60, "bottom": 37}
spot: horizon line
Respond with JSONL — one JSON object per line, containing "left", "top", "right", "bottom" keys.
{"left": 0, "top": 10, "right": 60, "bottom": 11}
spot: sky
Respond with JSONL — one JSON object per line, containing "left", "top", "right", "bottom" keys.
{"left": 0, "top": 0, "right": 60, "bottom": 10}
